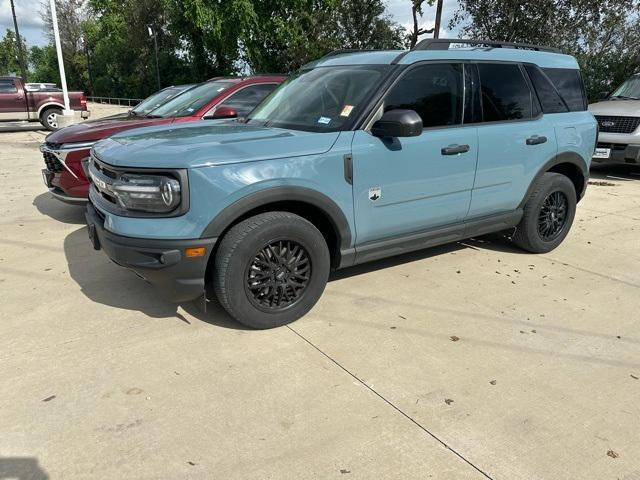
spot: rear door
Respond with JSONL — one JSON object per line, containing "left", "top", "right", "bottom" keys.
{"left": 468, "top": 63, "right": 557, "bottom": 218}
{"left": 0, "top": 79, "right": 27, "bottom": 120}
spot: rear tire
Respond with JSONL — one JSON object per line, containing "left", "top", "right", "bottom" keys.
{"left": 40, "top": 107, "right": 62, "bottom": 131}
{"left": 512, "top": 172, "right": 576, "bottom": 253}
{"left": 213, "top": 212, "right": 330, "bottom": 329}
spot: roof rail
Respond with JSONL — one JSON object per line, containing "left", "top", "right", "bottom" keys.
{"left": 321, "top": 49, "right": 391, "bottom": 59}
{"left": 414, "top": 38, "right": 561, "bottom": 54}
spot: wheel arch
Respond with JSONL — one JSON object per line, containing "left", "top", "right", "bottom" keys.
{"left": 519, "top": 152, "right": 588, "bottom": 209}
{"left": 37, "top": 102, "right": 65, "bottom": 118}
{"left": 202, "top": 186, "right": 353, "bottom": 269}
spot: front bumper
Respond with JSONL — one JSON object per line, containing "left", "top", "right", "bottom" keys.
{"left": 593, "top": 142, "right": 640, "bottom": 165}
{"left": 85, "top": 203, "right": 217, "bottom": 303}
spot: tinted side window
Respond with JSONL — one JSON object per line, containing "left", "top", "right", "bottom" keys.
{"left": 478, "top": 63, "right": 532, "bottom": 122}
{"left": 525, "top": 65, "right": 568, "bottom": 114}
{"left": 218, "top": 83, "right": 278, "bottom": 117}
{"left": 0, "top": 79, "right": 17, "bottom": 93}
{"left": 542, "top": 68, "right": 587, "bottom": 111}
{"left": 384, "top": 63, "right": 464, "bottom": 128}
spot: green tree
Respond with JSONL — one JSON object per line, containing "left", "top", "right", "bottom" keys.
{"left": 0, "top": 29, "right": 28, "bottom": 77}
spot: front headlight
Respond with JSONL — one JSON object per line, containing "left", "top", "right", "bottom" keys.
{"left": 112, "top": 174, "right": 181, "bottom": 213}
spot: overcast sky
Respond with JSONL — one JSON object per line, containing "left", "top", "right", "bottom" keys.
{"left": 0, "top": 0, "right": 460, "bottom": 48}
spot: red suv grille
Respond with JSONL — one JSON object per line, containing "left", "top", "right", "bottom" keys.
{"left": 594, "top": 115, "right": 640, "bottom": 134}
{"left": 42, "top": 150, "right": 63, "bottom": 172}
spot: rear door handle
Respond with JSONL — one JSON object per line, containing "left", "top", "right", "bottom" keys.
{"left": 526, "top": 135, "right": 547, "bottom": 146}
{"left": 441, "top": 144, "right": 470, "bottom": 156}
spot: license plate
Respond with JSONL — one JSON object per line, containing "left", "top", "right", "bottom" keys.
{"left": 594, "top": 148, "right": 611, "bottom": 159}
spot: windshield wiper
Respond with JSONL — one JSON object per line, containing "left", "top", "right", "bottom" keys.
{"left": 145, "top": 114, "right": 164, "bottom": 118}
{"left": 611, "top": 95, "right": 640, "bottom": 100}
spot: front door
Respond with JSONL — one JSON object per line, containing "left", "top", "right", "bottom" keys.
{"left": 351, "top": 62, "right": 478, "bottom": 246}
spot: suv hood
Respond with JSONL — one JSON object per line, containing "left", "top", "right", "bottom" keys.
{"left": 46, "top": 115, "right": 174, "bottom": 144}
{"left": 92, "top": 122, "right": 341, "bottom": 169}
{"left": 589, "top": 99, "right": 640, "bottom": 116}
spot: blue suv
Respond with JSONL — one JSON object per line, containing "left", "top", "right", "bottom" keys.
{"left": 85, "top": 39, "right": 597, "bottom": 329}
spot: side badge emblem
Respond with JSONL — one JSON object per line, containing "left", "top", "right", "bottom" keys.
{"left": 369, "top": 186, "right": 381, "bottom": 202}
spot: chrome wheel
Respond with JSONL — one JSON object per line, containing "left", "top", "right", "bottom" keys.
{"left": 46, "top": 112, "right": 58, "bottom": 129}
{"left": 245, "top": 239, "right": 311, "bottom": 311}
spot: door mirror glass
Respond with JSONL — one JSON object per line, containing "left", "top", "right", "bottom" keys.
{"left": 206, "top": 106, "right": 238, "bottom": 119}
{"left": 371, "top": 109, "right": 422, "bottom": 138}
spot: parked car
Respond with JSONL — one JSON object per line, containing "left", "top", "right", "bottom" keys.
{"left": 100, "top": 84, "right": 196, "bottom": 121}
{"left": 589, "top": 72, "right": 640, "bottom": 165}
{"left": 0, "top": 76, "right": 88, "bottom": 130}
{"left": 85, "top": 39, "right": 597, "bottom": 329}
{"left": 41, "top": 75, "right": 285, "bottom": 204}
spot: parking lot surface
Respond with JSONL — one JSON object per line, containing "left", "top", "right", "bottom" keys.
{"left": 1, "top": 104, "right": 639, "bottom": 479}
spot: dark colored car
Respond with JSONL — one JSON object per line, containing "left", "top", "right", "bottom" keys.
{"left": 0, "top": 76, "right": 89, "bottom": 130}
{"left": 40, "top": 75, "right": 285, "bottom": 204}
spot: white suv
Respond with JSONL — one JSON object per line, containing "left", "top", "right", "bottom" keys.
{"left": 589, "top": 73, "right": 640, "bottom": 165}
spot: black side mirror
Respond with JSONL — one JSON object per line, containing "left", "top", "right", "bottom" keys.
{"left": 371, "top": 109, "right": 423, "bottom": 138}
{"left": 598, "top": 91, "right": 610, "bottom": 100}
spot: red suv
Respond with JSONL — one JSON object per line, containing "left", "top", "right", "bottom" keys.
{"left": 41, "top": 75, "right": 285, "bottom": 204}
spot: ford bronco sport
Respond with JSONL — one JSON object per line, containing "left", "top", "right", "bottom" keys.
{"left": 85, "top": 39, "right": 597, "bottom": 329}
{"left": 589, "top": 72, "right": 640, "bottom": 165}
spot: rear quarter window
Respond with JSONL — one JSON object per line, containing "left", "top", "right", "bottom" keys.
{"left": 524, "top": 65, "right": 568, "bottom": 114}
{"left": 542, "top": 68, "right": 587, "bottom": 111}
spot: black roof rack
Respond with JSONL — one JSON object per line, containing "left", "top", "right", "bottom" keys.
{"left": 414, "top": 38, "right": 561, "bottom": 54}
{"left": 321, "top": 49, "right": 391, "bottom": 59}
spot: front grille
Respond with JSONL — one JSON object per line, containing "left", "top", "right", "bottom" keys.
{"left": 93, "top": 158, "right": 118, "bottom": 179}
{"left": 594, "top": 115, "right": 640, "bottom": 134}
{"left": 42, "top": 150, "right": 63, "bottom": 172}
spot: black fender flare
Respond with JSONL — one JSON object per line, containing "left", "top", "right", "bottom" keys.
{"left": 518, "top": 151, "right": 588, "bottom": 209}
{"left": 200, "top": 186, "right": 353, "bottom": 251}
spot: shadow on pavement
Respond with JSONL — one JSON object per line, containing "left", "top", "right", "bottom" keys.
{"left": 0, "top": 122, "right": 45, "bottom": 133}
{"left": 0, "top": 457, "right": 48, "bottom": 480}
{"left": 63, "top": 226, "right": 244, "bottom": 329}
{"left": 590, "top": 163, "right": 640, "bottom": 181}
{"left": 33, "top": 193, "right": 86, "bottom": 225}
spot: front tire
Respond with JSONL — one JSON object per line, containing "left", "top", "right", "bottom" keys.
{"left": 213, "top": 212, "right": 330, "bottom": 329}
{"left": 40, "top": 107, "right": 63, "bottom": 131}
{"left": 512, "top": 172, "right": 576, "bottom": 253}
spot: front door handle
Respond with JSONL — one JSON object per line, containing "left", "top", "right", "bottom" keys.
{"left": 441, "top": 144, "right": 470, "bottom": 156}
{"left": 526, "top": 135, "right": 548, "bottom": 146}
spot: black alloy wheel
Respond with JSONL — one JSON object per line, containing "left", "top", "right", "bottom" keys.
{"left": 246, "top": 239, "right": 311, "bottom": 311}
{"left": 537, "top": 191, "right": 568, "bottom": 241}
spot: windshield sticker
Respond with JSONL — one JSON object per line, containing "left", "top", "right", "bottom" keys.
{"left": 340, "top": 105, "right": 354, "bottom": 117}
{"left": 318, "top": 116, "right": 332, "bottom": 125}
{"left": 217, "top": 87, "right": 226, "bottom": 92}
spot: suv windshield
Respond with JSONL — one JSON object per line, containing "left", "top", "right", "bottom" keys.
{"left": 246, "top": 65, "right": 389, "bottom": 132}
{"left": 611, "top": 74, "right": 640, "bottom": 100}
{"left": 132, "top": 85, "right": 194, "bottom": 115}
{"left": 150, "top": 81, "right": 236, "bottom": 117}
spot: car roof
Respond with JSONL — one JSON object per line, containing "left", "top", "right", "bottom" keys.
{"left": 312, "top": 40, "right": 579, "bottom": 70}
{"left": 207, "top": 75, "right": 287, "bottom": 84}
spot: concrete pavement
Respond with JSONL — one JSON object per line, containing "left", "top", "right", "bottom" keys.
{"left": 0, "top": 106, "right": 639, "bottom": 479}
